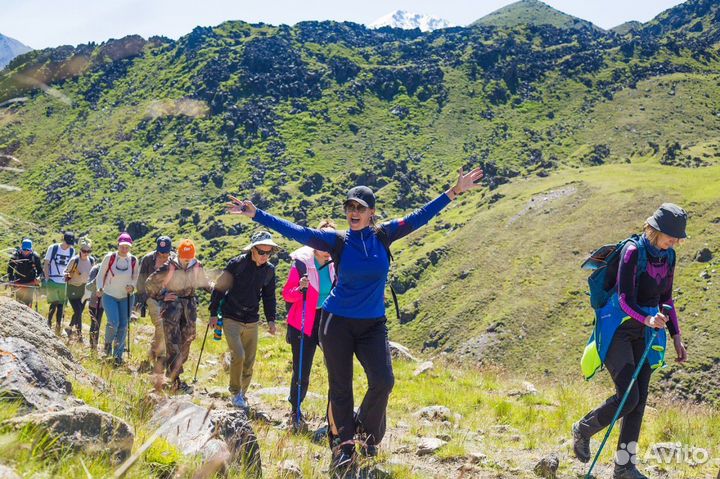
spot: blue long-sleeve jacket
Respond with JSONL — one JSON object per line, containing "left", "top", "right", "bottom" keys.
{"left": 253, "top": 192, "right": 451, "bottom": 319}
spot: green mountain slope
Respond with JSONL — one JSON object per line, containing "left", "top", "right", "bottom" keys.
{"left": 1, "top": 0, "right": 719, "bottom": 403}
{"left": 471, "top": 0, "right": 602, "bottom": 31}
{"left": 610, "top": 21, "right": 642, "bottom": 36}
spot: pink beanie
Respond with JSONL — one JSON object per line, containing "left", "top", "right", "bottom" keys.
{"left": 118, "top": 232, "right": 133, "bottom": 246}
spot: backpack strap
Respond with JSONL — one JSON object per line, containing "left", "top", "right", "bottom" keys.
{"left": 102, "top": 253, "right": 117, "bottom": 286}
{"left": 631, "top": 235, "right": 648, "bottom": 285}
{"left": 67, "top": 256, "right": 80, "bottom": 276}
{"left": 329, "top": 230, "right": 348, "bottom": 280}
{"left": 376, "top": 226, "right": 400, "bottom": 321}
{"left": 294, "top": 259, "right": 308, "bottom": 278}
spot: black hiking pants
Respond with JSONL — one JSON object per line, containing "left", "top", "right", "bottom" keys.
{"left": 47, "top": 304, "right": 64, "bottom": 328}
{"left": 67, "top": 284, "right": 86, "bottom": 334}
{"left": 581, "top": 320, "right": 652, "bottom": 450}
{"left": 89, "top": 305, "right": 104, "bottom": 346}
{"left": 287, "top": 309, "right": 321, "bottom": 412}
{"left": 319, "top": 312, "right": 394, "bottom": 448}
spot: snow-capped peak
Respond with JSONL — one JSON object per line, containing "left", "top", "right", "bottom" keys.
{"left": 368, "top": 10, "right": 454, "bottom": 32}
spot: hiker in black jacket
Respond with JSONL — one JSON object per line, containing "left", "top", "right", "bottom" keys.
{"left": 7, "top": 239, "right": 43, "bottom": 307}
{"left": 208, "top": 231, "right": 279, "bottom": 409}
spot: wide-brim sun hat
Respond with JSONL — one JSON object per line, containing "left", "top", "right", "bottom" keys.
{"left": 243, "top": 230, "right": 279, "bottom": 251}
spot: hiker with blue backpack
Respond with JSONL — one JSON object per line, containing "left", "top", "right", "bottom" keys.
{"left": 282, "top": 219, "right": 337, "bottom": 430}
{"left": 63, "top": 236, "right": 95, "bottom": 342}
{"left": 227, "top": 167, "right": 484, "bottom": 473}
{"left": 574, "top": 204, "right": 689, "bottom": 479}
{"left": 43, "top": 232, "right": 76, "bottom": 335}
{"left": 96, "top": 232, "right": 139, "bottom": 366}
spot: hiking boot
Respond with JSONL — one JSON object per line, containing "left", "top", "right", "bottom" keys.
{"left": 64, "top": 327, "right": 74, "bottom": 340}
{"left": 573, "top": 412, "right": 603, "bottom": 463}
{"left": 289, "top": 411, "right": 307, "bottom": 433}
{"left": 359, "top": 444, "right": 378, "bottom": 457}
{"left": 572, "top": 421, "right": 591, "bottom": 463}
{"left": 104, "top": 343, "right": 112, "bottom": 357}
{"left": 54, "top": 323, "right": 61, "bottom": 336}
{"left": 232, "top": 392, "right": 248, "bottom": 409}
{"left": 113, "top": 357, "right": 124, "bottom": 367}
{"left": 613, "top": 463, "right": 649, "bottom": 479}
{"left": 174, "top": 380, "right": 194, "bottom": 395}
{"left": 330, "top": 447, "right": 355, "bottom": 478}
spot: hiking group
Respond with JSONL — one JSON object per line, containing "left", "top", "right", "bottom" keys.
{"left": 4, "top": 166, "right": 690, "bottom": 479}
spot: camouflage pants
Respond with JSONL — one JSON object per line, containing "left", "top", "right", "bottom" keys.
{"left": 161, "top": 298, "right": 197, "bottom": 382}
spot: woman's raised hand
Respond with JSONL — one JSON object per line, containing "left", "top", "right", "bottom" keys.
{"left": 226, "top": 195, "right": 256, "bottom": 218}
{"left": 453, "top": 167, "right": 484, "bottom": 194}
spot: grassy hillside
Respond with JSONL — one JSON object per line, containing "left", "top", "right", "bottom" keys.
{"left": 0, "top": 0, "right": 719, "bottom": 404}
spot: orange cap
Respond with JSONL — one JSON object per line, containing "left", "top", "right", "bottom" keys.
{"left": 177, "top": 239, "right": 196, "bottom": 261}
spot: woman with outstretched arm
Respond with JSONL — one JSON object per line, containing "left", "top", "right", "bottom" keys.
{"left": 227, "top": 167, "right": 483, "bottom": 474}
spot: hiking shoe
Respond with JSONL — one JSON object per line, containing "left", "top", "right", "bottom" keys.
{"left": 330, "top": 449, "right": 355, "bottom": 478}
{"left": 289, "top": 411, "right": 307, "bottom": 433}
{"left": 359, "top": 444, "right": 378, "bottom": 457}
{"left": 113, "top": 357, "right": 124, "bottom": 367}
{"left": 613, "top": 463, "right": 649, "bottom": 479}
{"left": 174, "top": 380, "right": 194, "bottom": 395}
{"left": 64, "top": 327, "right": 74, "bottom": 339}
{"left": 232, "top": 393, "right": 248, "bottom": 409}
{"left": 572, "top": 421, "right": 591, "bottom": 463}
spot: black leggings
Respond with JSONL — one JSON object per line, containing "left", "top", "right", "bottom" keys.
{"left": 287, "top": 309, "right": 321, "bottom": 411}
{"left": 69, "top": 299, "right": 86, "bottom": 331}
{"left": 319, "top": 312, "right": 394, "bottom": 448}
{"left": 67, "top": 284, "right": 86, "bottom": 332}
{"left": 584, "top": 320, "right": 652, "bottom": 449}
{"left": 89, "top": 305, "right": 104, "bottom": 338}
{"left": 47, "top": 303, "right": 64, "bottom": 328}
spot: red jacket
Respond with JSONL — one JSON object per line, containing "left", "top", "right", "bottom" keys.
{"left": 282, "top": 246, "right": 336, "bottom": 335}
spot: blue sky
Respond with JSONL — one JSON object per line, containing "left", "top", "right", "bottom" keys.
{"left": 2, "top": 0, "right": 686, "bottom": 49}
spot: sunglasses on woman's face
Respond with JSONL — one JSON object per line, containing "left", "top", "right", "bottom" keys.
{"left": 254, "top": 247, "right": 273, "bottom": 256}
{"left": 81, "top": 249, "right": 91, "bottom": 254}
{"left": 344, "top": 203, "right": 368, "bottom": 214}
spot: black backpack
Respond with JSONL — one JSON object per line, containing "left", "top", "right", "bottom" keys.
{"left": 327, "top": 228, "right": 401, "bottom": 320}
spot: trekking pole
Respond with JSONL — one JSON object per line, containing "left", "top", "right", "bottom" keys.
{"left": 585, "top": 304, "right": 672, "bottom": 479}
{"left": 193, "top": 321, "right": 211, "bottom": 384}
{"left": 126, "top": 293, "right": 131, "bottom": 358}
{"left": 34, "top": 284, "right": 39, "bottom": 312}
{"left": 295, "top": 274, "right": 308, "bottom": 429}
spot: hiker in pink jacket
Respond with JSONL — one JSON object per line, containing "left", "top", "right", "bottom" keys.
{"left": 282, "top": 219, "right": 337, "bottom": 428}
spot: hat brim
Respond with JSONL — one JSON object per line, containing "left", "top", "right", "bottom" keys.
{"left": 244, "top": 239, "right": 280, "bottom": 251}
{"left": 344, "top": 198, "right": 369, "bottom": 208}
{"left": 647, "top": 217, "right": 687, "bottom": 239}
{"left": 118, "top": 241, "right": 133, "bottom": 247}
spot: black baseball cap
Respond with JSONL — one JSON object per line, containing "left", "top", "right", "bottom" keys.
{"left": 344, "top": 186, "right": 375, "bottom": 209}
{"left": 648, "top": 203, "right": 688, "bottom": 239}
{"left": 63, "top": 232, "right": 76, "bottom": 245}
{"left": 156, "top": 236, "right": 172, "bottom": 253}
